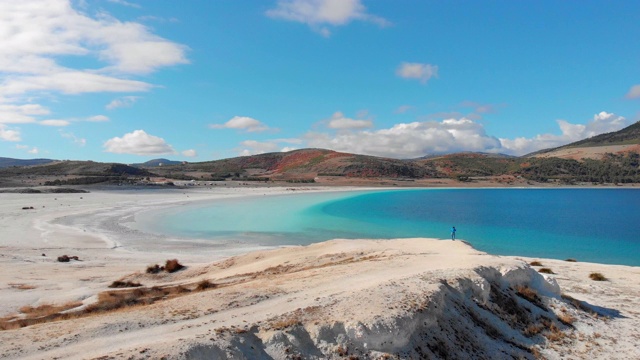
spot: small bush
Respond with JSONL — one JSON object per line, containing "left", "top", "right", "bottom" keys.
{"left": 529, "top": 260, "right": 543, "bottom": 266}
{"left": 57, "top": 255, "right": 79, "bottom": 262}
{"left": 538, "top": 268, "right": 555, "bottom": 274}
{"left": 565, "top": 258, "right": 577, "bottom": 262}
{"left": 195, "top": 280, "right": 216, "bottom": 291}
{"left": 165, "top": 259, "right": 184, "bottom": 273}
{"left": 146, "top": 264, "right": 163, "bottom": 274}
{"left": 109, "top": 281, "right": 142, "bottom": 288}
{"left": 589, "top": 272, "right": 607, "bottom": 281}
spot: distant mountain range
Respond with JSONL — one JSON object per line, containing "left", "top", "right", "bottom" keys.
{"left": 0, "top": 157, "right": 55, "bottom": 168}
{"left": 130, "top": 158, "right": 184, "bottom": 168}
{"left": 1, "top": 121, "right": 638, "bottom": 185}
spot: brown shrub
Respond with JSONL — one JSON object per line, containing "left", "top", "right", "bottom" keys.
{"left": 108, "top": 281, "right": 142, "bottom": 288}
{"left": 538, "top": 268, "right": 555, "bottom": 274}
{"left": 565, "top": 258, "right": 577, "bottom": 262}
{"left": 589, "top": 272, "right": 607, "bottom": 281}
{"left": 146, "top": 264, "right": 163, "bottom": 274}
{"left": 165, "top": 259, "right": 184, "bottom": 273}
{"left": 195, "top": 280, "right": 216, "bottom": 291}
{"left": 529, "top": 261, "right": 543, "bottom": 266}
{"left": 57, "top": 255, "right": 70, "bottom": 262}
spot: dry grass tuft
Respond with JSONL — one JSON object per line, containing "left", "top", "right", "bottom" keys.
{"left": 19, "top": 301, "right": 82, "bottom": 318}
{"left": 557, "top": 311, "right": 575, "bottom": 326}
{"left": 108, "top": 281, "right": 142, "bottom": 288}
{"left": 529, "top": 260, "right": 543, "bottom": 266}
{"left": 271, "top": 317, "right": 301, "bottom": 330}
{"left": 515, "top": 285, "right": 540, "bottom": 303}
{"left": 523, "top": 323, "right": 545, "bottom": 337}
{"left": 589, "top": 272, "right": 607, "bottom": 281}
{"left": 543, "top": 322, "right": 566, "bottom": 342}
{"left": 538, "top": 268, "right": 555, "bottom": 274}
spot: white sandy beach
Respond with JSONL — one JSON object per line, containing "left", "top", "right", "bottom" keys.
{"left": 0, "top": 187, "right": 639, "bottom": 359}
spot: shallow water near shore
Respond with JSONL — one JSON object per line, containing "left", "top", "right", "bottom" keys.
{"left": 135, "top": 188, "right": 640, "bottom": 266}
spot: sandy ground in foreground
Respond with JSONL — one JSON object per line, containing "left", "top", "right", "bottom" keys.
{"left": 0, "top": 187, "right": 638, "bottom": 359}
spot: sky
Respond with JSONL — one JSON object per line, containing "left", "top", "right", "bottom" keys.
{"left": 1, "top": 0, "right": 639, "bottom": 163}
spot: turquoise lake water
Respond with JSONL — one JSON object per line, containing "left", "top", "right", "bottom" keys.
{"left": 137, "top": 189, "right": 640, "bottom": 266}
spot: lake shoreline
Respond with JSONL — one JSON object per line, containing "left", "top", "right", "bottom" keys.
{"left": 1, "top": 187, "right": 639, "bottom": 359}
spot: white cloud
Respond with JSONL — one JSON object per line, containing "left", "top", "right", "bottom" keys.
{"left": 395, "top": 105, "right": 414, "bottom": 114}
{"left": 106, "top": 96, "right": 140, "bottom": 110}
{"left": 238, "top": 139, "right": 301, "bottom": 156}
{"left": 0, "top": 0, "right": 187, "bottom": 137}
{"left": 626, "top": 85, "right": 640, "bottom": 99}
{"left": 60, "top": 130, "right": 86, "bottom": 146}
{"left": 0, "top": 124, "right": 21, "bottom": 141}
{"left": 499, "top": 112, "right": 629, "bottom": 155}
{"left": 306, "top": 117, "right": 502, "bottom": 158}
{"left": 326, "top": 111, "right": 373, "bottom": 130}
{"left": 87, "top": 115, "right": 109, "bottom": 122}
{"left": 266, "top": 0, "right": 390, "bottom": 36}
{"left": 396, "top": 62, "right": 438, "bottom": 84}
{"left": 16, "top": 144, "right": 29, "bottom": 149}
{"left": 107, "top": 0, "right": 141, "bottom": 9}
{"left": 210, "top": 116, "right": 271, "bottom": 132}
{"left": 40, "top": 119, "right": 70, "bottom": 126}
{"left": 0, "top": 104, "right": 50, "bottom": 124}
{"left": 181, "top": 149, "right": 197, "bottom": 157}
{"left": 28, "top": 147, "right": 39, "bottom": 154}
{"left": 103, "top": 129, "right": 176, "bottom": 155}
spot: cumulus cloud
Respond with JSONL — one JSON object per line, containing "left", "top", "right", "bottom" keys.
{"left": 28, "top": 147, "right": 39, "bottom": 154}
{"left": 626, "top": 85, "right": 640, "bottom": 99}
{"left": 238, "top": 138, "right": 301, "bottom": 156}
{"left": 499, "top": 112, "right": 629, "bottom": 155}
{"left": 396, "top": 62, "right": 438, "bottom": 84}
{"left": 0, "top": 0, "right": 187, "bottom": 138}
{"left": 306, "top": 117, "right": 502, "bottom": 158}
{"left": 40, "top": 119, "right": 70, "bottom": 126}
{"left": 103, "top": 129, "right": 176, "bottom": 155}
{"left": 210, "top": 116, "right": 271, "bottom": 133}
{"left": 0, "top": 124, "right": 21, "bottom": 141}
{"left": 181, "top": 149, "right": 197, "bottom": 157}
{"left": 326, "top": 111, "right": 373, "bottom": 130}
{"left": 106, "top": 96, "right": 140, "bottom": 110}
{"left": 266, "top": 0, "right": 390, "bottom": 36}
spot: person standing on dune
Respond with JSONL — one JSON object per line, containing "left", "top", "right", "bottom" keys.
{"left": 451, "top": 226, "right": 456, "bottom": 240}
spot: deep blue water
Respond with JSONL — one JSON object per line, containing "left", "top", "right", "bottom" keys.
{"left": 136, "top": 189, "right": 640, "bottom": 266}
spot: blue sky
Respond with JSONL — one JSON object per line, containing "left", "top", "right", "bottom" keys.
{"left": 1, "top": 0, "right": 639, "bottom": 162}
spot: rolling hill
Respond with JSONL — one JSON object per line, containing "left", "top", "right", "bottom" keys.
{"left": 1, "top": 125, "right": 639, "bottom": 187}
{"left": 529, "top": 121, "right": 640, "bottom": 160}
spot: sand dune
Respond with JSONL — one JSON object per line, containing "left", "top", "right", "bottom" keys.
{"left": 0, "top": 188, "right": 638, "bottom": 359}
